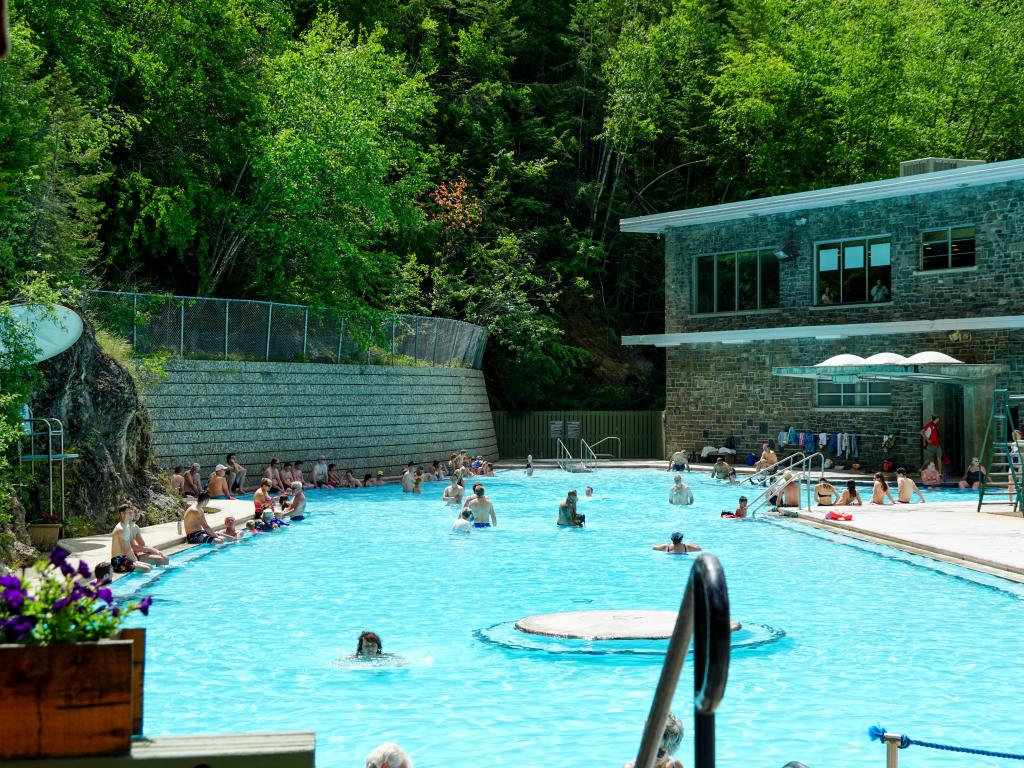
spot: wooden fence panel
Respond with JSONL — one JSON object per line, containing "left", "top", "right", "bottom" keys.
{"left": 493, "top": 411, "right": 664, "bottom": 459}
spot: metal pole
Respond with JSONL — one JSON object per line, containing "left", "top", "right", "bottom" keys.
{"left": 303, "top": 306, "right": 309, "bottom": 359}
{"left": 885, "top": 735, "right": 900, "bottom": 768}
{"left": 337, "top": 319, "right": 345, "bottom": 363}
{"left": 432, "top": 320, "right": 439, "bottom": 366}
{"left": 367, "top": 320, "right": 372, "bottom": 365}
{"left": 179, "top": 300, "right": 185, "bottom": 356}
{"left": 224, "top": 301, "right": 229, "bottom": 360}
{"left": 391, "top": 317, "right": 396, "bottom": 365}
{"left": 266, "top": 304, "right": 273, "bottom": 361}
{"left": 414, "top": 317, "right": 420, "bottom": 364}
{"left": 132, "top": 293, "right": 138, "bottom": 349}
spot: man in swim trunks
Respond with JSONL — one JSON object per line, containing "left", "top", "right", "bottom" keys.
{"left": 225, "top": 453, "right": 247, "bottom": 494}
{"left": 557, "top": 490, "right": 584, "bottom": 527}
{"left": 668, "top": 448, "right": 689, "bottom": 472}
{"left": 754, "top": 443, "right": 778, "bottom": 471}
{"left": 443, "top": 474, "right": 464, "bottom": 505}
{"left": 452, "top": 508, "right": 473, "bottom": 534}
{"left": 183, "top": 462, "right": 203, "bottom": 497}
{"left": 401, "top": 462, "right": 416, "bottom": 493}
{"left": 262, "top": 458, "right": 283, "bottom": 493}
{"left": 182, "top": 492, "right": 225, "bottom": 544}
{"left": 813, "top": 478, "right": 840, "bottom": 506}
{"left": 111, "top": 503, "right": 152, "bottom": 573}
{"left": 464, "top": 484, "right": 496, "bottom": 527}
{"left": 129, "top": 506, "right": 169, "bottom": 565}
{"left": 669, "top": 475, "right": 694, "bottom": 505}
{"left": 896, "top": 467, "right": 926, "bottom": 502}
{"left": 652, "top": 532, "right": 702, "bottom": 554}
{"left": 170, "top": 465, "right": 185, "bottom": 495}
{"left": 285, "top": 481, "right": 307, "bottom": 519}
{"left": 207, "top": 464, "right": 232, "bottom": 499}
{"left": 709, "top": 457, "right": 732, "bottom": 480}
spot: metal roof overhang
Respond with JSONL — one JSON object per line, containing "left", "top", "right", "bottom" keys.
{"left": 619, "top": 158, "right": 1024, "bottom": 234}
{"left": 622, "top": 314, "right": 1024, "bottom": 347}
{"left": 772, "top": 363, "right": 1007, "bottom": 384}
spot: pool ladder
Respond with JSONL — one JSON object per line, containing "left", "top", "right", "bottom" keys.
{"left": 632, "top": 554, "right": 811, "bottom": 768}
{"left": 747, "top": 452, "right": 827, "bottom": 518}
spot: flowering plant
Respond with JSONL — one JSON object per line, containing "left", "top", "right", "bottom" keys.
{"left": 0, "top": 547, "right": 152, "bottom": 645}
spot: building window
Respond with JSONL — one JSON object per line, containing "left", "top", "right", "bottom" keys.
{"left": 816, "top": 380, "right": 892, "bottom": 408}
{"left": 816, "top": 237, "right": 890, "bottom": 305}
{"left": 693, "top": 249, "right": 780, "bottom": 314}
{"left": 921, "top": 226, "right": 976, "bottom": 271}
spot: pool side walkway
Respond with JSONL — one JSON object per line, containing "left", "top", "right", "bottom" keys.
{"left": 787, "top": 501, "right": 1024, "bottom": 582}
{"left": 58, "top": 498, "right": 256, "bottom": 576}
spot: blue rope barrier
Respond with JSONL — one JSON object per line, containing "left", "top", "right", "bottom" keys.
{"left": 869, "top": 726, "right": 1024, "bottom": 760}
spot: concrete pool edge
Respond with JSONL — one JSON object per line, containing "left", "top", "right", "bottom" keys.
{"left": 786, "top": 506, "right": 1024, "bottom": 584}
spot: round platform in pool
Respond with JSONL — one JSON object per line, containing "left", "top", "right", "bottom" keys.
{"left": 517, "top": 609, "right": 680, "bottom": 640}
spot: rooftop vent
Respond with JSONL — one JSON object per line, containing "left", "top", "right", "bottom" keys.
{"left": 899, "top": 157, "right": 986, "bottom": 177}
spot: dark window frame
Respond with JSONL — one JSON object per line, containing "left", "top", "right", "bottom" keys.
{"left": 691, "top": 247, "right": 781, "bottom": 315}
{"left": 920, "top": 225, "right": 976, "bottom": 271}
{"left": 814, "top": 235, "right": 892, "bottom": 307}
{"left": 815, "top": 380, "right": 892, "bottom": 409}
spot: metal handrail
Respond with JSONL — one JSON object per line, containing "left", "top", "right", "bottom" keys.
{"left": 633, "top": 554, "right": 730, "bottom": 768}
{"left": 748, "top": 452, "right": 826, "bottom": 517}
{"left": 746, "top": 451, "right": 805, "bottom": 486}
{"left": 580, "top": 439, "right": 598, "bottom": 467}
{"left": 586, "top": 436, "right": 621, "bottom": 459}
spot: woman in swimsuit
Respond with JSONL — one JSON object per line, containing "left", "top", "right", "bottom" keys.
{"left": 814, "top": 479, "right": 840, "bottom": 505}
{"left": 838, "top": 479, "right": 863, "bottom": 505}
{"left": 921, "top": 461, "right": 942, "bottom": 487}
{"left": 253, "top": 478, "right": 276, "bottom": 516}
{"left": 871, "top": 472, "right": 896, "bottom": 505}
{"left": 959, "top": 458, "right": 987, "bottom": 489}
{"left": 652, "top": 532, "right": 702, "bottom": 554}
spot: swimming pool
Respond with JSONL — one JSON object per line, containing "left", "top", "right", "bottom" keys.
{"left": 119, "top": 469, "right": 1022, "bottom": 767}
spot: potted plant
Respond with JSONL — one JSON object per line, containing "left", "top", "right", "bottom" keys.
{"left": 0, "top": 547, "right": 153, "bottom": 759}
{"left": 21, "top": 480, "right": 63, "bottom": 549}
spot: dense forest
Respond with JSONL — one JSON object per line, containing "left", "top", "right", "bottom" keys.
{"left": 3, "top": 0, "right": 1024, "bottom": 413}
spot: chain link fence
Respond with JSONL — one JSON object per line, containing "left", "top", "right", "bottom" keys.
{"left": 85, "top": 290, "right": 488, "bottom": 369}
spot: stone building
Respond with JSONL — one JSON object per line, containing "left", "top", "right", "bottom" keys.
{"left": 621, "top": 158, "right": 1024, "bottom": 475}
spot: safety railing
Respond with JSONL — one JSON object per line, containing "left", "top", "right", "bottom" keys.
{"left": 84, "top": 289, "right": 488, "bottom": 369}
{"left": 748, "top": 452, "right": 826, "bottom": 518}
{"left": 585, "top": 436, "right": 621, "bottom": 460}
{"left": 556, "top": 439, "right": 590, "bottom": 473}
{"left": 632, "top": 554, "right": 730, "bottom": 768}
{"left": 746, "top": 451, "right": 806, "bottom": 486}
{"left": 869, "top": 726, "right": 1024, "bottom": 766}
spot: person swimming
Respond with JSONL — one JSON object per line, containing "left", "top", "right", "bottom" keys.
{"left": 652, "top": 531, "right": 701, "bottom": 554}
{"left": 356, "top": 631, "right": 383, "bottom": 657}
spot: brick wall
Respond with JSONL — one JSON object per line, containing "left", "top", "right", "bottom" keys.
{"left": 145, "top": 360, "right": 497, "bottom": 477}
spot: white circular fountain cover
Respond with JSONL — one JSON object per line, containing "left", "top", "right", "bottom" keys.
{"left": 0, "top": 304, "right": 83, "bottom": 362}
{"left": 516, "top": 610, "right": 679, "bottom": 640}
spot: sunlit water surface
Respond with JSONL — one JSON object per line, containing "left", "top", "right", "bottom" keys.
{"left": 118, "top": 469, "right": 1021, "bottom": 767}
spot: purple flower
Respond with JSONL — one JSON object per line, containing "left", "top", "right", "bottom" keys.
{"left": 1, "top": 615, "right": 37, "bottom": 642}
{"left": 48, "top": 546, "right": 70, "bottom": 568}
{"left": 137, "top": 596, "right": 153, "bottom": 616}
{"left": 96, "top": 588, "right": 113, "bottom": 606}
{"left": 58, "top": 560, "right": 75, "bottom": 577}
{"left": 51, "top": 596, "right": 71, "bottom": 612}
{"left": 76, "top": 560, "right": 92, "bottom": 579}
{"left": 2, "top": 587, "right": 25, "bottom": 612}
{"left": 0, "top": 574, "right": 21, "bottom": 589}
{"left": 111, "top": 607, "right": 121, "bottom": 618}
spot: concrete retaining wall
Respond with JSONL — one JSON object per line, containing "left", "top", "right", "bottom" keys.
{"left": 145, "top": 360, "right": 497, "bottom": 477}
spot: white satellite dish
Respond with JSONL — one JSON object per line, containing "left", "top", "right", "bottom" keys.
{"left": 0, "top": 304, "right": 84, "bottom": 363}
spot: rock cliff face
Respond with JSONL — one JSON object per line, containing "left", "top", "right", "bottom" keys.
{"left": 27, "top": 318, "right": 178, "bottom": 535}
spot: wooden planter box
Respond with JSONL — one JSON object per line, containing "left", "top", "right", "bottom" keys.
{"left": 26, "top": 522, "right": 62, "bottom": 550}
{"left": 0, "top": 629, "right": 145, "bottom": 760}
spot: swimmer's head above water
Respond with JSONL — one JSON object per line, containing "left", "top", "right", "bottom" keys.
{"left": 357, "top": 631, "right": 383, "bottom": 657}
{"left": 670, "top": 531, "right": 684, "bottom": 544}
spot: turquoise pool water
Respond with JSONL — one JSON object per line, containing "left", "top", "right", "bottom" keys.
{"left": 119, "top": 469, "right": 1021, "bottom": 767}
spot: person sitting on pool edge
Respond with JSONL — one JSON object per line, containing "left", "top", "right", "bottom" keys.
{"left": 357, "top": 631, "right": 384, "bottom": 657}
{"left": 668, "top": 475, "right": 694, "bottom": 505}
{"left": 207, "top": 464, "right": 233, "bottom": 500}
{"left": 921, "top": 461, "right": 942, "bottom": 487}
{"left": 622, "top": 712, "right": 684, "bottom": 768}
{"left": 111, "top": 503, "right": 151, "bottom": 574}
{"left": 653, "top": 531, "right": 702, "bottom": 554}
{"left": 838, "top": 479, "right": 863, "bottom": 505}
{"left": 183, "top": 492, "right": 226, "bottom": 544}
{"left": 128, "top": 506, "right": 169, "bottom": 566}
{"left": 896, "top": 467, "right": 926, "bottom": 503}
{"left": 769, "top": 471, "right": 800, "bottom": 508}
{"left": 959, "top": 457, "right": 987, "bottom": 489}
{"left": 721, "top": 496, "right": 748, "bottom": 518}
{"left": 464, "top": 483, "right": 496, "bottom": 527}
{"left": 814, "top": 477, "right": 841, "bottom": 506}
{"left": 871, "top": 472, "right": 896, "bottom": 505}
{"left": 557, "top": 489, "right": 584, "bottom": 527}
